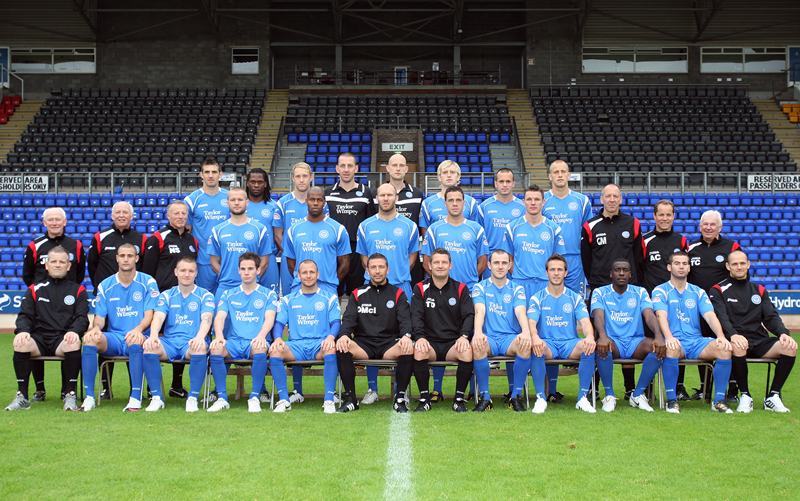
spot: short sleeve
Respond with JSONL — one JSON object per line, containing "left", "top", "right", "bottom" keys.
{"left": 527, "top": 294, "right": 541, "bottom": 321}
{"left": 651, "top": 287, "right": 668, "bottom": 312}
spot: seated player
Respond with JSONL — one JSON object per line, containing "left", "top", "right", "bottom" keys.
{"left": 142, "top": 257, "right": 216, "bottom": 412}
{"left": 709, "top": 250, "right": 797, "bottom": 413}
{"left": 652, "top": 251, "right": 733, "bottom": 414}
{"left": 6, "top": 246, "right": 88, "bottom": 412}
{"left": 591, "top": 259, "right": 666, "bottom": 413}
{"left": 336, "top": 253, "right": 415, "bottom": 413}
{"left": 527, "top": 254, "right": 597, "bottom": 413}
{"left": 207, "top": 252, "right": 278, "bottom": 413}
{"left": 81, "top": 244, "right": 159, "bottom": 412}
{"left": 471, "top": 249, "right": 543, "bottom": 413}
{"left": 411, "top": 248, "right": 475, "bottom": 413}
{"left": 269, "top": 260, "right": 341, "bottom": 414}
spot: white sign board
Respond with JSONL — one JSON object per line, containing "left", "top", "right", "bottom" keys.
{"left": 0, "top": 175, "right": 49, "bottom": 192}
{"left": 381, "top": 142, "right": 414, "bottom": 153}
{"left": 747, "top": 174, "right": 800, "bottom": 191}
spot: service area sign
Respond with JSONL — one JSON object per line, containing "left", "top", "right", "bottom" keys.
{"left": 0, "top": 175, "right": 49, "bottom": 192}
{"left": 747, "top": 174, "right": 800, "bottom": 191}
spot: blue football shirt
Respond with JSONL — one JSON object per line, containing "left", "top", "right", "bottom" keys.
{"left": 276, "top": 288, "right": 341, "bottom": 341}
{"left": 356, "top": 213, "right": 419, "bottom": 285}
{"left": 156, "top": 285, "right": 215, "bottom": 342}
{"left": 651, "top": 282, "right": 713, "bottom": 341}
{"left": 209, "top": 218, "right": 272, "bottom": 290}
{"left": 184, "top": 188, "right": 230, "bottom": 264}
{"left": 246, "top": 199, "right": 278, "bottom": 253}
{"left": 419, "top": 192, "right": 480, "bottom": 229}
{"left": 501, "top": 216, "right": 566, "bottom": 282}
{"left": 217, "top": 285, "right": 278, "bottom": 340}
{"left": 421, "top": 219, "right": 489, "bottom": 290}
{"left": 590, "top": 284, "right": 652, "bottom": 340}
{"left": 284, "top": 217, "right": 351, "bottom": 290}
{"left": 95, "top": 271, "right": 160, "bottom": 335}
{"left": 527, "top": 287, "right": 589, "bottom": 341}
{"left": 542, "top": 189, "right": 592, "bottom": 256}
{"left": 472, "top": 278, "right": 527, "bottom": 337}
{"left": 477, "top": 195, "right": 525, "bottom": 251}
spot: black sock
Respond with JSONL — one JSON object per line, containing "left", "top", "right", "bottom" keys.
{"left": 31, "top": 359, "right": 45, "bottom": 392}
{"left": 697, "top": 365, "right": 708, "bottom": 392}
{"left": 732, "top": 356, "right": 750, "bottom": 395}
{"left": 454, "top": 360, "right": 473, "bottom": 400}
{"left": 622, "top": 366, "right": 635, "bottom": 392}
{"left": 770, "top": 355, "right": 796, "bottom": 394}
{"left": 677, "top": 365, "right": 686, "bottom": 390}
{"left": 171, "top": 363, "right": 185, "bottom": 389}
{"left": 413, "top": 359, "right": 430, "bottom": 399}
{"left": 13, "top": 351, "right": 31, "bottom": 399}
{"left": 336, "top": 351, "right": 356, "bottom": 396}
{"left": 395, "top": 355, "right": 414, "bottom": 399}
{"left": 62, "top": 350, "right": 81, "bottom": 395}
{"left": 100, "top": 355, "right": 114, "bottom": 392}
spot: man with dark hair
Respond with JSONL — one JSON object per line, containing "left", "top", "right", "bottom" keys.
{"left": 411, "top": 248, "right": 475, "bottom": 412}
{"left": 6, "top": 246, "right": 88, "bottom": 412}
{"left": 708, "top": 250, "right": 796, "bottom": 413}
{"left": 336, "top": 253, "right": 415, "bottom": 413}
{"left": 478, "top": 168, "right": 525, "bottom": 258}
{"left": 245, "top": 168, "right": 280, "bottom": 293}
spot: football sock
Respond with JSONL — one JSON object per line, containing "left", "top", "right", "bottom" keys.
{"left": 336, "top": 351, "right": 356, "bottom": 395}
{"left": 188, "top": 354, "right": 207, "bottom": 398}
{"left": 413, "top": 359, "right": 430, "bottom": 399}
{"left": 473, "top": 356, "right": 491, "bottom": 399}
{"left": 12, "top": 351, "right": 31, "bottom": 399}
{"left": 62, "top": 350, "right": 81, "bottom": 395}
{"left": 171, "top": 363, "right": 185, "bottom": 390}
{"left": 249, "top": 353, "right": 267, "bottom": 399}
{"left": 577, "top": 354, "right": 595, "bottom": 400}
{"left": 546, "top": 364, "right": 559, "bottom": 394}
{"left": 531, "top": 355, "right": 546, "bottom": 398}
{"left": 676, "top": 364, "right": 686, "bottom": 391}
{"left": 269, "top": 357, "right": 289, "bottom": 401}
{"left": 323, "top": 354, "right": 338, "bottom": 402}
{"left": 432, "top": 365, "right": 445, "bottom": 393}
{"left": 128, "top": 345, "right": 144, "bottom": 401}
{"left": 770, "top": 355, "right": 795, "bottom": 394}
{"left": 622, "top": 366, "right": 635, "bottom": 392}
{"left": 505, "top": 362, "right": 515, "bottom": 393}
{"left": 143, "top": 353, "right": 162, "bottom": 398}
{"left": 454, "top": 360, "right": 473, "bottom": 400}
{"left": 366, "top": 365, "right": 379, "bottom": 392}
{"left": 663, "top": 357, "right": 679, "bottom": 401}
{"left": 81, "top": 345, "right": 98, "bottom": 398}
{"left": 395, "top": 355, "right": 414, "bottom": 398}
{"left": 632, "top": 352, "right": 662, "bottom": 398}
{"left": 511, "top": 355, "right": 530, "bottom": 398}
{"left": 31, "top": 359, "right": 45, "bottom": 392}
{"left": 712, "top": 359, "right": 732, "bottom": 404}
{"left": 210, "top": 355, "right": 229, "bottom": 401}
{"left": 291, "top": 365, "right": 303, "bottom": 394}
{"left": 597, "top": 352, "right": 615, "bottom": 397}
{"left": 732, "top": 356, "right": 750, "bottom": 395}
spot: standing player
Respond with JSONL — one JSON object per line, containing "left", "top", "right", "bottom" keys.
{"left": 284, "top": 186, "right": 350, "bottom": 295}
{"left": 6, "top": 246, "right": 88, "bottom": 412}
{"left": 411, "top": 248, "right": 475, "bottom": 412}
{"left": 183, "top": 157, "right": 230, "bottom": 293}
{"left": 325, "top": 152, "right": 376, "bottom": 296}
{"left": 273, "top": 162, "right": 316, "bottom": 295}
{"left": 419, "top": 160, "right": 480, "bottom": 231}
{"left": 88, "top": 201, "right": 147, "bottom": 290}
{"left": 478, "top": 169, "right": 525, "bottom": 261}
{"left": 269, "top": 260, "right": 341, "bottom": 414}
{"left": 141, "top": 257, "right": 215, "bottom": 412}
{"left": 207, "top": 253, "right": 278, "bottom": 413}
{"left": 709, "top": 250, "right": 796, "bottom": 413}
{"left": 652, "top": 252, "right": 733, "bottom": 414}
{"left": 80, "top": 244, "right": 160, "bottom": 412}
{"left": 501, "top": 184, "right": 566, "bottom": 299}
{"left": 336, "top": 253, "right": 415, "bottom": 413}
{"left": 245, "top": 168, "right": 280, "bottom": 293}
{"left": 385, "top": 153, "right": 424, "bottom": 227}
{"left": 471, "top": 249, "right": 541, "bottom": 413}
{"left": 591, "top": 259, "right": 666, "bottom": 412}
{"left": 527, "top": 254, "right": 597, "bottom": 414}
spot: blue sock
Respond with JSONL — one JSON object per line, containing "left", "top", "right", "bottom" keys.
{"left": 292, "top": 365, "right": 303, "bottom": 394}
{"left": 432, "top": 366, "right": 445, "bottom": 393}
{"left": 82, "top": 345, "right": 98, "bottom": 398}
{"left": 270, "top": 357, "right": 289, "bottom": 401}
{"left": 249, "top": 353, "right": 268, "bottom": 399}
{"left": 128, "top": 345, "right": 144, "bottom": 401}
{"left": 210, "top": 355, "right": 228, "bottom": 401}
{"left": 546, "top": 364, "right": 559, "bottom": 394}
{"left": 531, "top": 355, "right": 546, "bottom": 398}
{"left": 633, "top": 352, "right": 662, "bottom": 397}
{"left": 188, "top": 354, "right": 207, "bottom": 398}
{"left": 712, "top": 359, "right": 732, "bottom": 404}
{"left": 323, "top": 354, "right": 338, "bottom": 402}
{"left": 596, "top": 353, "right": 615, "bottom": 397}
{"left": 505, "top": 362, "right": 515, "bottom": 393}
{"left": 473, "top": 357, "right": 491, "bottom": 399}
{"left": 663, "top": 357, "right": 679, "bottom": 401}
{"left": 577, "top": 354, "right": 595, "bottom": 400}
{"left": 511, "top": 355, "right": 530, "bottom": 398}
{"left": 143, "top": 354, "right": 162, "bottom": 398}
{"left": 366, "top": 365, "right": 379, "bottom": 392}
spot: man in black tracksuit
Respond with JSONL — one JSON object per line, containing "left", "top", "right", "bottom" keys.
{"left": 708, "top": 250, "right": 797, "bottom": 413}
{"left": 336, "top": 253, "right": 415, "bottom": 413}
{"left": 325, "top": 152, "right": 376, "bottom": 296}
{"left": 642, "top": 199, "right": 689, "bottom": 293}
{"left": 5, "top": 246, "right": 89, "bottom": 412}
{"left": 88, "top": 201, "right": 147, "bottom": 290}
{"left": 411, "top": 248, "right": 474, "bottom": 412}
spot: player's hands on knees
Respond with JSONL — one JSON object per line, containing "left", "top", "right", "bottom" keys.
{"left": 665, "top": 336, "right": 681, "bottom": 352}
{"left": 210, "top": 338, "right": 226, "bottom": 351}
{"left": 779, "top": 333, "right": 797, "bottom": 351}
{"left": 189, "top": 336, "right": 206, "bottom": 353}
{"left": 715, "top": 337, "right": 732, "bottom": 352}
{"left": 64, "top": 332, "right": 80, "bottom": 346}
{"left": 731, "top": 334, "right": 749, "bottom": 352}
{"left": 336, "top": 336, "right": 351, "bottom": 353}
{"left": 321, "top": 335, "right": 336, "bottom": 352}
{"left": 269, "top": 338, "right": 285, "bottom": 355}
{"left": 13, "top": 332, "right": 31, "bottom": 350}
{"left": 653, "top": 336, "right": 667, "bottom": 359}
{"left": 596, "top": 335, "right": 611, "bottom": 357}
{"left": 530, "top": 335, "right": 545, "bottom": 357}
{"left": 125, "top": 329, "right": 145, "bottom": 345}
{"left": 582, "top": 337, "right": 596, "bottom": 356}
{"left": 251, "top": 337, "right": 268, "bottom": 352}
{"left": 414, "top": 338, "right": 432, "bottom": 354}
{"left": 515, "top": 332, "right": 531, "bottom": 352}
{"left": 398, "top": 335, "right": 413, "bottom": 355}
{"left": 472, "top": 332, "right": 487, "bottom": 351}
{"left": 455, "top": 336, "right": 470, "bottom": 353}
{"left": 143, "top": 336, "right": 160, "bottom": 351}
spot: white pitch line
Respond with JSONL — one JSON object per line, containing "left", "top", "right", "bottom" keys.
{"left": 383, "top": 412, "right": 414, "bottom": 500}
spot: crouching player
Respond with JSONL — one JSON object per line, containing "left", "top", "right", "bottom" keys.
{"left": 652, "top": 252, "right": 733, "bottom": 414}
{"left": 81, "top": 244, "right": 159, "bottom": 412}
{"left": 471, "top": 249, "right": 540, "bottom": 413}
{"left": 6, "top": 246, "right": 88, "bottom": 411}
{"left": 591, "top": 259, "right": 666, "bottom": 413}
{"left": 269, "top": 260, "right": 341, "bottom": 414}
{"left": 142, "top": 257, "right": 215, "bottom": 412}
{"left": 336, "top": 253, "right": 415, "bottom": 413}
{"left": 208, "top": 252, "right": 278, "bottom": 413}
{"left": 527, "top": 254, "right": 597, "bottom": 413}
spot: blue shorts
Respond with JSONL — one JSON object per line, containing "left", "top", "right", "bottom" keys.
{"left": 259, "top": 254, "right": 280, "bottom": 295}
{"left": 681, "top": 336, "right": 713, "bottom": 360}
{"left": 487, "top": 334, "right": 517, "bottom": 357}
{"left": 287, "top": 339, "right": 321, "bottom": 361}
{"left": 544, "top": 337, "right": 580, "bottom": 359}
{"left": 517, "top": 278, "right": 548, "bottom": 302}
{"left": 161, "top": 337, "right": 192, "bottom": 362}
{"left": 226, "top": 337, "right": 253, "bottom": 360}
{"left": 609, "top": 336, "right": 645, "bottom": 359}
{"left": 197, "top": 263, "right": 218, "bottom": 294}
{"left": 564, "top": 254, "right": 586, "bottom": 297}
{"left": 103, "top": 331, "right": 130, "bottom": 357}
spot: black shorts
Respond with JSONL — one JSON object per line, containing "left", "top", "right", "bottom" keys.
{"left": 429, "top": 339, "right": 457, "bottom": 361}
{"left": 745, "top": 336, "right": 779, "bottom": 358}
{"left": 32, "top": 334, "right": 65, "bottom": 356}
{"left": 353, "top": 337, "right": 397, "bottom": 359}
